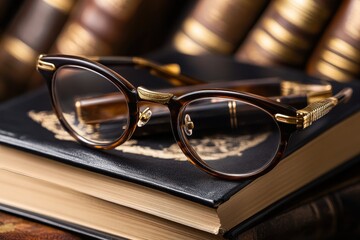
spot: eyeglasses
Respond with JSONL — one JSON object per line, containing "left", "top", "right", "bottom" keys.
{"left": 36, "top": 54, "right": 352, "bottom": 180}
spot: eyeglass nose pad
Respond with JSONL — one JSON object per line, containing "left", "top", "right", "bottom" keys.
{"left": 137, "top": 107, "right": 152, "bottom": 127}
{"left": 183, "top": 114, "right": 194, "bottom": 136}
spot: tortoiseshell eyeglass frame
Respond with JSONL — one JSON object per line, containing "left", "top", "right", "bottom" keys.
{"left": 36, "top": 54, "right": 352, "bottom": 180}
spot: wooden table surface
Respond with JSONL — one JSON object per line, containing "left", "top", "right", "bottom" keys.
{"left": 0, "top": 211, "right": 82, "bottom": 240}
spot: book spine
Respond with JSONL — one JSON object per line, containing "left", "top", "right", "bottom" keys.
{"left": 0, "top": 0, "right": 75, "bottom": 101}
{"left": 306, "top": 0, "right": 360, "bottom": 82}
{"left": 116, "top": 0, "right": 186, "bottom": 55}
{"left": 52, "top": 0, "right": 142, "bottom": 56}
{"left": 235, "top": 0, "right": 339, "bottom": 68}
{"left": 172, "top": 0, "right": 267, "bottom": 55}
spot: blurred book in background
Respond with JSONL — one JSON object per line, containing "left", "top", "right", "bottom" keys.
{"left": 52, "top": 0, "right": 142, "bottom": 56}
{"left": 0, "top": 0, "right": 75, "bottom": 101}
{"left": 120, "top": 0, "right": 189, "bottom": 56}
{"left": 1, "top": 0, "right": 359, "bottom": 102}
{"left": 235, "top": 0, "right": 340, "bottom": 68}
{"left": 52, "top": 0, "right": 187, "bottom": 56}
{"left": 172, "top": 0, "right": 268, "bottom": 55}
{"left": 306, "top": 0, "right": 360, "bottom": 82}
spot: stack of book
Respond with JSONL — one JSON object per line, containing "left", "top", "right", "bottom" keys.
{"left": 0, "top": 0, "right": 359, "bottom": 239}
{"left": 0, "top": 51, "right": 359, "bottom": 239}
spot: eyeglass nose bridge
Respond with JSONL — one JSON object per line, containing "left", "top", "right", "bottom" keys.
{"left": 137, "top": 87, "right": 174, "bottom": 104}
{"left": 136, "top": 87, "right": 174, "bottom": 128}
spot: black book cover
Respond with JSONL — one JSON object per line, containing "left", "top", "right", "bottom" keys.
{"left": 0, "top": 50, "right": 359, "bottom": 239}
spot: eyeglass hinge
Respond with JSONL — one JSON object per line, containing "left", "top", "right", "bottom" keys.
{"left": 137, "top": 86, "right": 174, "bottom": 104}
{"left": 275, "top": 114, "right": 303, "bottom": 128}
{"left": 275, "top": 96, "right": 338, "bottom": 129}
{"left": 36, "top": 55, "right": 56, "bottom": 71}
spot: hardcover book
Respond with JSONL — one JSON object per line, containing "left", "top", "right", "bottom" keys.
{"left": 0, "top": 0, "right": 75, "bottom": 100}
{"left": 172, "top": 0, "right": 267, "bottom": 55}
{"left": 235, "top": 0, "right": 339, "bottom": 68}
{"left": 0, "top": 51, "right": 359, "bottom": 239}
{"left": 52, "top": 0, "right": 142, "bottom": 55}
{"left": 306, "top": 0, "right": 360, "bottom": 82}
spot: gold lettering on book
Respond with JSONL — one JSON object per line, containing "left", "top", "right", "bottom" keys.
{"left": 263, "top": 18, "right": 309, "bottom": 49}
{"left": 56, "top": 23, "right": 111, "bottom": 55}
{"left": 275, "top": 0, "right": 328, "bottom": 34}
{"left": 183, "top": 18, "right": 234, "bottom": 54}
{"left": 253, "top": 29, "right": 303, "bottom": 64}
{"left": 173, "top": 31, "right": 208, "bottom": 55}
{"left": 28, "top": 111, "right": 269, "bottom": 161}
{"left": 321, "top": 50, "right": 359, "bottom": 75}
{"left": 328, "top": 38, "right": 360, "bottom": 63}
{"left": 316, "top": 60, "right": 352, "bottom": 82}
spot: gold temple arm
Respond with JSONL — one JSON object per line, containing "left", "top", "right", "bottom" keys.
{"left": 132, "top": 57, "right": 203, "bottom": 86}
{"left": 89, "top": 56, "right": 203, "bottom": 86}
{"left": 280, "top": 81, "right": 333, "bottom": 103}
{"left": 37, "top": 54, "right": 204, "bottom": 86}
{"left": 276, "top": 88, "right": 353, "bottom": 129}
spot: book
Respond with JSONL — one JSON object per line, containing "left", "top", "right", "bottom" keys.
{"left": 235, "top": 0, "right": 340, "bottom": 68}
{"left": 172, "top": 0, "right": 268, "bottom": 55}
{"left": 306, "top": 0, "right": 360, "bottom": 82}
{"left": 52, "top": 0, "right": 143, "bottom": 56}
{"left": 0, "top": 0, "right": 75, "bottom": 101}
{"left": 118, "top": 0, "right": 188, "bottom": 56}
{"left": 2, "top": 164, "right": 358, "bottom": 240}
{"left": 0, "top": 51, "right": 359, "bottom": 239}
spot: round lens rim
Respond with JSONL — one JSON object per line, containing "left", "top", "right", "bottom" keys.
{"left": 52, "top": 65, "right": 138, "bottom": 149}
{"left": 170, "top": 90, "right": 294, "bottom": 180}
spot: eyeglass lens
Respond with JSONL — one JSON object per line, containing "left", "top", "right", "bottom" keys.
{"left": 53, "top": 66, "right": 129, "bottom": 144}
{"left": 179, "top": 97, "right": 281, "bottom": 175}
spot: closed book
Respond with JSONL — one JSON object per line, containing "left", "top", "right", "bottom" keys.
{"left": 119, "top": 0, "right": 188, "bottom": 56}
{"left": 0, "top": 51, "right": 359, "bottom": 239}
{"left": 306, "top": 0, "right": 360, "bottom": 82}
{"left": 52, "top": 0, "right": 142, "bottom": 56}
{"left": 172, "top": 0, "right": 267, "bottom": 55}
{"left": 235, "top": 0, "right": 339, "bottom": 68}
{"left": 0, "top": 0, "right": 75, "bottom": 101}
